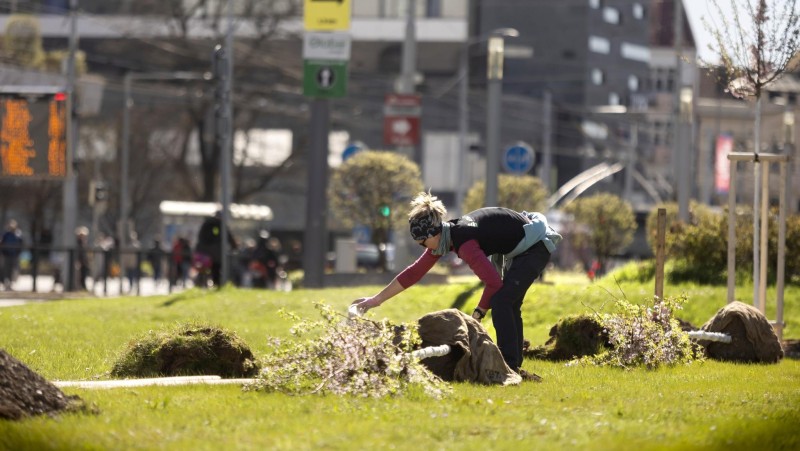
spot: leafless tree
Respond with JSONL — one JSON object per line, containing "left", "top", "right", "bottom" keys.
{"left": 702, "top": 0, "right": 800, "bottom": 297}
{"left": 120, "top": 0, "right": 304, "bottom": 203}
{"left": 704, "top": 0, "right": 800, "bottom": 101}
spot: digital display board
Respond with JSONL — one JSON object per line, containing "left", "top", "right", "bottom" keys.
{"left": 0, "top": 90, "right": 67, "bottom": 178}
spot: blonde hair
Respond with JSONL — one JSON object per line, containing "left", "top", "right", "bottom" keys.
{"left": 408, "top": 191, "right": 447, "bottom": 226}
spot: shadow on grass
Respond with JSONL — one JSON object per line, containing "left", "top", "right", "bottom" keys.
{"left": 161, "top": 288, "right": 211, "bottom": 307}
{"left": 450, "top": 281, "right": 483, "bottom": 310}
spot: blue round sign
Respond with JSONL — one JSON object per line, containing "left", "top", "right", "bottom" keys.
{"left": 342, "top": 142, "right": 364, "bottom": 162}
{"left": 502, "top": 142, "right": 535, "bottom": 174}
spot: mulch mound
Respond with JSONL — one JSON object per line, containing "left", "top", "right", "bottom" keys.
{"left": 0, "top": 349, "right": 87, "bottom": 420}
{"left": 782, "top": 340, "right": 800, "bottom": 359}
{"left": 110, "top": 324, "right": 259, "bottom": 378}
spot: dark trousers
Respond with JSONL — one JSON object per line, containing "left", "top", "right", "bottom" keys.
{"left": 490, "top": 241, "right": 551, "bottom": 371}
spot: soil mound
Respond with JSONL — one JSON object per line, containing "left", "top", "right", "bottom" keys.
{"left": 524, "top": 315, "right": 609, "bottom": 361}
{"left": 699, "top": 301, "right": 783, "bottom": 363}
{"left": 783, "top": 340, "right": 800, "bottom": 359}
{"left": 0, "top": 349, "right": 86, "bottom": 420}
{"left": 110, "top": 323, "right": 259, "bottom": 378}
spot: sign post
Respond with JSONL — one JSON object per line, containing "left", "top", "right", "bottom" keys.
{"left": 303, "top": 0, "right": 351, "bottom": 287}
{"left": 342, "top": 142, "right": 364, "bottom": 161}
{"left": 502, "top": 141, "right": 535, "bottom": 175}
{"left": 304, "top": 0, "right": 351, "bottom": 31}
{"left": 383, "top": 93, "right": 421, "bottom": 146}
{"left": 302, "top": 31, "right": 351, "bottom": 98}
{"left": 0, "top": 88, "right": 68, "bottom": 178}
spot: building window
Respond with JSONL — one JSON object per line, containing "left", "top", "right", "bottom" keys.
{"left": 589, "top": 0, "right": 602, "bottom": 9}
{"left": 589, "top": 35, "right": 610, "bottom": 54}
{"left": 383, "top": 0, "right": 428, "bottom": 18}
{"left": 425, "top": 0, "right": 441, "bottom": 17}
{"left": 650, "top": 68, "right": 676, "bottom": 93}
{"left": 633, "top": 3, "right": 645, "bottom": 20}
{"left": 651, "top": 120, "right": 673, "bottom": 146}
{"left": 621, "top": 42, "right": 650, "bottom": 63}
{"left": 628, "top": 75, "right": 639, "bottom": 92}
{"left": 591, "top": 68, "right": 604, "bottom": 85}
{"left": 603, "top": 7, "right": 620, "bottom": 24}
{"left": 666, "top": 68, "right": 675, "bottom": 92}
{"left": 609, "top": 92, "right": 620, "bottom": 105}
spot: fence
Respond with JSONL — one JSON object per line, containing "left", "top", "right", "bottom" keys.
{"left": 0, "top": 245, "right": 270, "bottom": 297}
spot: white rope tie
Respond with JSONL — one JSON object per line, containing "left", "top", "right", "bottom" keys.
{"left": 687, "top": 331, "right": 732, "bottom": 343}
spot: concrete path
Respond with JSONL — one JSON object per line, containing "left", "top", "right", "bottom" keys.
{"left": 0, "top": 274, "right": 190, "bottom": 307}
{"left": 53, "top": 375, "right": 257, "bottom": 389}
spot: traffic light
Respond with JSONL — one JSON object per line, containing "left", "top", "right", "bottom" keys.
{"left": 95, "top": 184, "right": 108, "bottom": 202}
{"left": 89, "top": 180, "right": 108, "bottom": 205}
{"left": 379, "top": 205, "right": 390, "bottom": 217}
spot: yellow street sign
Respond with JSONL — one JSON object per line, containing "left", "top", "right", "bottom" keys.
{"left": 304, "top": 0, "right": 351, "bottom": 31}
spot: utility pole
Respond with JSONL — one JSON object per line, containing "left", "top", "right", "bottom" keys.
{"left": 456, "top": 28, "right": 470, "bottom": 217}
{"left": 120, "top": 73, "right": 131, "bottom": 249}
{"left": 485, "top": 31, "right": 517, "bottom": 207}
{"left": 303, "top": 98, "right": 330, "bottom": 288}
{"left": 485, "top": 46, "right": 501, "bottom": 208}
{"left": 673, "top": 0, "right": 689, "bottom": 222}
{"left": 397, "top": 0, "right": 419, "bottom": 164}
{"left": 541, "top": 90, "right": 553, "bottom": 193}
{"left": 219, "top": 0, "right": 234, "bottom": 286}
{"left": 625, "top": 121, "right": 638, "bottom": 201}
{"left": 61, "top": 0, "right": 79, "bottom": 291}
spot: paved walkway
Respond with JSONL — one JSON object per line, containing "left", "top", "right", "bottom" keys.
{"left": 0, "top": 275, "right": 189, "bottom": 307}
{"left": 53, "top": 375, "right": 255, "bottom": 389}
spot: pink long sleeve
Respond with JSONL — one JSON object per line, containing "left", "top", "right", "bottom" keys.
{"left": 457, "top": 239, "right": 502, "bottom": 310}
{"left": 396, "top": 249, "right": 439, "bottom": 288}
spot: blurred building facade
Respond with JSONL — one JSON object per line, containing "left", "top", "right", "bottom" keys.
{"left": 1, "top": 0, "right": 798, "bottom": 258}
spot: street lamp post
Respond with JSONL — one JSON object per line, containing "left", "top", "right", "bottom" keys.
{"left": 120, "top": 71, "right": 212, "bottom": 248}
{"left": 484, "top": 28, "right": 518, "bottom": 207}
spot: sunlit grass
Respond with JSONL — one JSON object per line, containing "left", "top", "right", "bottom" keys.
{"left": 1, "top": 275, "right": 798, "bottom": 450}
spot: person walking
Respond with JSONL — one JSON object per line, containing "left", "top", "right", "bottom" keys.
{"left": 74, "top": 226, "right": 90, "bottom": 291}
{"left": 147, "top": 238, "right": 165, "bottom": 286}
{"left": 170, "top": 235, "right": 192, "bottom": 288}
{"left": 194, "top": 212, "right": 237, "bottom": 287}
{"left": 351, "top": 192, "right": 561, "bottom": 377}
{"left": 250, "top": 230, "right": 279, "bottom": 289}
{"left": 0, "top": 219, "right": 24, "bottom": 290}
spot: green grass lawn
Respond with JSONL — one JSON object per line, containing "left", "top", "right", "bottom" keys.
{"left": 1, "top": 272, "right": 799, "bottom": 450}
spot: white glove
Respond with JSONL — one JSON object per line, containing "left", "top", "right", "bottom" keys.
{"left": 350, "top": 297, "right": 381, "bottom": 317}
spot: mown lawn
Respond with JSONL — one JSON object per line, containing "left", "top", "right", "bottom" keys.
{"left": 1, "top": 272, "right": 798, "bottom": 450}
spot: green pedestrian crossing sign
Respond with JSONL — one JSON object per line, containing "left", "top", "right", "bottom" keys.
{"left": 303, "top": 60, "right": 347, "bottom": 98}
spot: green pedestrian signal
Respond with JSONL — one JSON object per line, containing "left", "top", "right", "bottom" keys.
{"left": 379, "top": 205, "right": 390, "bottom": 217}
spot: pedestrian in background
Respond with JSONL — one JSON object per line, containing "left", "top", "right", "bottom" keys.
{"left": 195, "top": 212, "right": 237, "bottom": 287}
{"left": 250, "top": 230, "right": 279, "bottom": 289}
{"left": 121, "top": 231, "right": 141, "bottom": 294}
{"left": 171, "top": 235, "right": 192, "bottom": 287}
{"left": 0, "top": 219, "right": 23, "bottom": 291}
{"left": 75, "top": 226, "right": 90, "bottom": 291}
{"left": 148, "top": 237, "right": 164, "bottom": 286}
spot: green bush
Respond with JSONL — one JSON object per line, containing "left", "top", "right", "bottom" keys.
{"left": 563, "top": 193, "right": 636, "bottom": 273}
{"left": 608, "top": 260, "right": 656, "bottom": 284}
{"left": 646, "top": 203, "right": 800, "bottom": 284}
{"left": 462, "top": 174, "right": 548, "bottom": 213}
{"left": 576, "top": 296, "right": 703, "bottom": 369}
